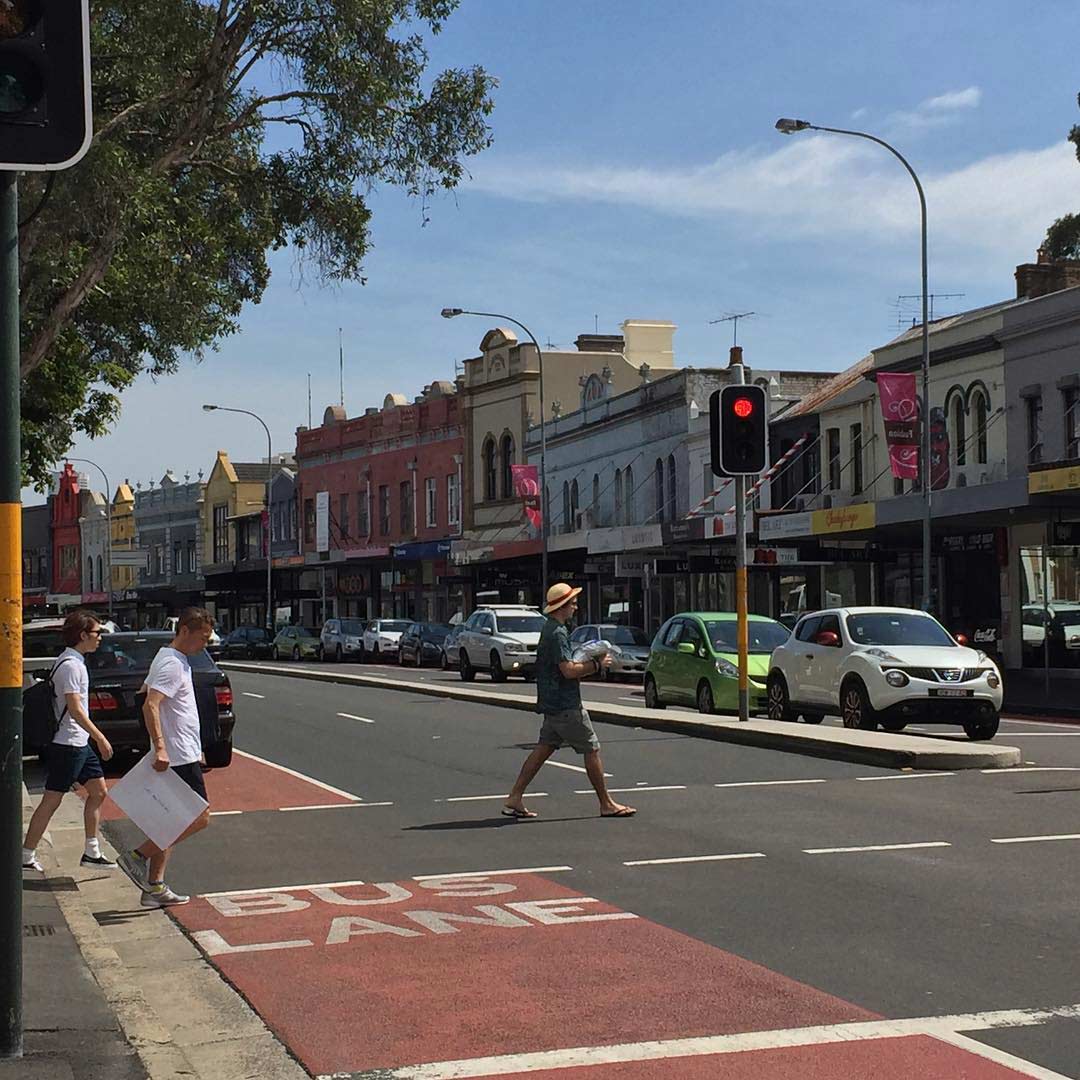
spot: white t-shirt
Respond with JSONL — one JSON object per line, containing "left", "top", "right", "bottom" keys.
{"left": 52, "top": 648, "right": 90, "bottom": 748}
{"left": 144, "top": 647, "right": 202, "bottom": 766}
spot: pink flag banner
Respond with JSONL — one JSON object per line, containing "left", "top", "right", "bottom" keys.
{"left": 510, "top": 464, "right": 542, "bottom": 530}
{"left": 878, "top": 372, "right": 920, "bottom": 480}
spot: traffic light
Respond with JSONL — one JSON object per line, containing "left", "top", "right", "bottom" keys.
{"left": 0, "top": 0, "right": 91, "bottom": 170}
{"left": 710, "top": 384, "right": 768, "bottom": 476}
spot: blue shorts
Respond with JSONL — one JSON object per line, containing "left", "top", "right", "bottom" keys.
{"left": 45, "top": 744, "right": 105, "bottom": 793}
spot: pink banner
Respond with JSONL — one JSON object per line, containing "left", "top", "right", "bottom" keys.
{"left": 510, "top": 464, "right": 542, "bottom": 530}
{"left": 878, "top": 372, "right": 920, "bottom": 480}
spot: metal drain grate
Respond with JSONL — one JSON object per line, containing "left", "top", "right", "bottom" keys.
{"left": 24, "top": 924, "right": 55, "bottom": 937}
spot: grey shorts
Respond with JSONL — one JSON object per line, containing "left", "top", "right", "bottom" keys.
{"left": 539, "top": 707, "right": 600, "bottom": 755}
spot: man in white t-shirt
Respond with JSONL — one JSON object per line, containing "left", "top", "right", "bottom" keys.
{"left": 117, "top": 608, "right": 215, "bottom": 907}
{"left": 22, "top": 610, "right": 118, "bottom": 872}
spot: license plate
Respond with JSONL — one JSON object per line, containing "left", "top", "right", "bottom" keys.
{"left": 931, "top": 688, "right": 972, "bottom": 698}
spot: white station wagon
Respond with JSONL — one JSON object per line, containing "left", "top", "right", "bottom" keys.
{"left": 766, "top": 606, "right": 1003, "bottom": 740}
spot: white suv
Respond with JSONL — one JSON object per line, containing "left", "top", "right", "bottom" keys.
{"left": 362, "top": 619, "right": 411, "bottom": 663}
{"left": 456, "top": 605, "right": 546, "bottom": 682}
{"left": 767, "top": 606, "right": 1003, "bottom": 740}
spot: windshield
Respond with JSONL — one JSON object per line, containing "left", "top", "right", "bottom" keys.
{"left": 846, "top": 613, "right": 955, "bottom": 647}
{"left": 300, "top": 627, "right": 319, "bottom": 638}
{"left": 705, "top": 619, "right": 790, "bottom": 654}
{"left": 87, "top": 638, "right": 217, "bottom": 673}
{"left": 498, "top": 616, "right": 546, "bottom": 634}
{"left": 601, "top": 627, "right": 651, "bottom": 646}
{"left": 380, "top": 621, "right": 410, "bottom": 633}
{"left": 422, "top": 625, "right": 452, "bottom": 641}
{"left": 23, "top": 628, "right": 66, "bottom": 658}
{"left": 340, "top": 620, "right": 365, "bottom": 634}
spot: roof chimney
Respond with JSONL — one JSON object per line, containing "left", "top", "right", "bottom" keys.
{"left": 729, "top": 345, "right": 744, "bottom": 368}
{"left": 1016, "top": 250, "right": 1080, "bottom": 301}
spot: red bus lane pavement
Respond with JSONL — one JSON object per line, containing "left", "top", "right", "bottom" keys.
{"left": 167, "top": 869, "right": 1076, "bottom": 1079}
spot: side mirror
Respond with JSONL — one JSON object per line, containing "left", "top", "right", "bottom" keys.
{"left": 481, "top": 626, "right": 493, "bottom": 636}
{"left": 676, "top": 641, "right": 696, "bottom": 655}
{"left": 815, "top": 630, "right": 841, "bottom": 648}
{"left": 955, "top": 633, "right": 969, "bottom": 646}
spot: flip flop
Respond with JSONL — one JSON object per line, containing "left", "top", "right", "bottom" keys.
{"left": 601, "top": 807, "right": 637, "bottom": 818}
{"left": 501, "top": 806, "right": 538, "bottom": 819}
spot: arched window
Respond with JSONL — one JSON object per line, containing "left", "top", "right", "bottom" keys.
{"left": 613, "top": 468, "right": 623, "bottom": 525}
{"left": 655, "top": 458, "right": 665, "bottom": 523}
{"left": 592, "top": 474, "right": 599, "bottom": 523}
{"left": 543, "top": 486, "right": 550, "bottom": 528}
{"left": 952, "top": 395, "right": 966, "bottom": 467}
{"left": 87, "top": 556, "right": 94, "bottom": 590}
{"left": 482, "top": 438, "right": 497, "bottom": 501}
{"left": 667, "top": 453, "right": 677, "bottom": 519}
{"left": 570, "top": 479, "right": 580, "bottom": 529}
{"left": 624, "top": 465, "right": 635, "bottom": 523}
{"left": 972, "top": 390, "right": 989, "bottom": 465}
{"left": 97, "top": 556, "right": 103, "bottom": 591}
{"left": 500, "top": 433, "right": 515, "bottom": 499}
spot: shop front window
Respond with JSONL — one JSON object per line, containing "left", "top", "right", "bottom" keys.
{"left": 1020, "top": 547, "right": 1080, "bottom": 668}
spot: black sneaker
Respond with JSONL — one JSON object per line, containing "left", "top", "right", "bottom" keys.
{"left": 80, "top": 853, "right": 118, "bottom": 869}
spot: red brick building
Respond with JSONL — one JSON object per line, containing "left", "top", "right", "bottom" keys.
{"left": 51, "top": 462, "right": 82, "bottom": 600}
{"left": 293, "top": 382, "right": 464, "bottom": 624}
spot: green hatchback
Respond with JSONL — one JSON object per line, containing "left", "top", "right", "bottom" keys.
{"left": 644, "top": 612, "right": 791, "bottom": 714}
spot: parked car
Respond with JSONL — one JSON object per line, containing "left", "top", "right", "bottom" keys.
{"left": 1021, "top": 602, "right": 1080, "bottom": 666}
{"left": 767, "top": 606, "right": 1003, "bottom": 740}
{"left": 26, "top": 631, "right": 236, "bottom": 765}
{"left": 645, "top": 612, "right": 790, "bottom": 714}
{"left": 570, "top": 624, "right": 652, "bottom": 681}
{"left": 220, "top": 626, "right": 274, "bottom": 660}
{"left": 272, "top": 625, "right": 321, "bottom": 660}
{"left": 319, "top": 618, "right": 366, "bottom": 662}
{"left": 440, "top": 623, "right": 465, "bottom": 670}
{"left": 162, "top": 616, "right": 222, "bottom": 658}
{"left": 456, "top": 605, "right": 546, "bottom": 682}
{"left": 362, "top": 619, "right": 411, "bottom": 663}
{"left": 399, "top": 623, "right": 454, "bottom": 668}
{"left": 23, "top": 618, "right": 70, "bottom": 660}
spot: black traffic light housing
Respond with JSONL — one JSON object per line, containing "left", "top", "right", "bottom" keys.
{"left": 0, "top": 0, "right": 91, "bottom": 170}
{"left": 710, "top": 384, "right": 768, "bottom": 476}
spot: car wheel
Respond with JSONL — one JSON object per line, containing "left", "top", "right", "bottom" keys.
{"left": 203, "top": 739, "right": 233, "bottom": 769}
{"left": 414, "top": 649, "right": 423, "bottom": 669}
{"left": 644, "top": 674, "right": 665, "bottom": 710}
{"left": 356, "top": 644, "right": 365, "bottom": 663}
{"left": 292, "top": 646, "right": 300, "bottom": 661}
{"left": 441, "top": 650, "right": 449, "bottom": 671}
{"left": 880, "top": 718, "right": 907, "bottom": 732}
{"left": 767, "top": 673, "right": 795, "bottom": 721}
{"left": 697, "top": 681, "right": 715, "bottom": 715}
{"left": 372, "top": 646, "right": 381, "bottom": 664}
{"left": 334, "top": 644, "right": 343, "bottom": 663}
{"left": 460, "top": 650, "right": 475, "bottom": 682}
{"left": 841, "top": 679, "right": 878, "bottom": 731}
{"left": 801, "top": 712, "right": 826, "bottom": 725}
{"left": 273, "top": 646, "right": 281, "bottom": 660}
{"left": 490, "top": 652, "right": 507, "bottom": 682}
{"left": 963, "top": 713, "right": 1000, "bottom": 741}
{"left": 245, "top": 645, "right": 256, "bottom": 660}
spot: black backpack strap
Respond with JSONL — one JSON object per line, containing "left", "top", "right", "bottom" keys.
{"left": 48, "top": 656, "right": 77, "bottom": 724}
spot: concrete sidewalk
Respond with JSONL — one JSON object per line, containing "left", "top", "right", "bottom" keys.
{"left": 221, "top": 661, "right": 1023, "bottom": 770}
{"left": 13, "top": 768, "right": 307, "bottom": 1080}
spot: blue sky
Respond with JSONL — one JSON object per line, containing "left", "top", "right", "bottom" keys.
{"left": 32, "top": 0, "right": 1080, "bottom": 502}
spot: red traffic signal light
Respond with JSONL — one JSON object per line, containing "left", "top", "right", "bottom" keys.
{"left": 709, "top": 384, "right": 768, "bottom": 476}
{"left": 733, "top": 396, "right": 754, "bottom": 419}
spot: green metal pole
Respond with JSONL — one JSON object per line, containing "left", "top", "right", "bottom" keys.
{"left": 0, "top": 170, "right": 22, "bottom": 1059}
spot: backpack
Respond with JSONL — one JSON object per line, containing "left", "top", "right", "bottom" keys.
{"left": 22, "top": 656, "right": 76, "bottom": 751}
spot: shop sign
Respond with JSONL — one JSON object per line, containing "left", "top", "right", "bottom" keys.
{"left": 663, "top": 518, "right": 704, "bottom": 545}
{"left": 1029, "top": 464, "right": 1080, "bottom": 495}
{"left": 1051, "top": 522, "right": 1080, "bottom": 545}
{"left": 941, "top": 532, "right": 996, "bottom": 553}
{"left": 707, "top": 512, "right": 736, "bottom": 537}
{"left": 689, "top": 553, "right": 736, "bottom": 573}
{"left": 316, "top": 491, "right": 330, "bottom": 553}
{"left": 811, "top": 503, "right": 875, "bottom": 535}
{"left": 624, "top": 525, "right": 664, "bottom": 551}
{"left": 653, "top": 556, "right": 689, "bottom": 575}
{"left": 759, "top": 512, "right": 813, "bottom": 540}
{"left": 393, "top": 540, "right": 452, "bottom": 560}
{"left": 339, "top": 545, "right": 390, "bottom": 560}
{"left": 81, "top": 592, "right": 108, "bottom": 604}
{"left": 272, "top": 555, "right": 305, "bottom": 568}
{"left": 583, "top": 559, "right": 612, "bottom": 575}
{"left": 337, "top": 572, "right": 368, "bottom": 596}
{"left": 752, "top": 548, "right": 799, "bottom": 566}
{"left": 614, "top": 554, "right": 647, "bottom": 578}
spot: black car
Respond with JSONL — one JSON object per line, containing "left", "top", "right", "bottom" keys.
{"left": 221, "top": 626, "right": 274, "bottom": 660}
{"left": 27, "top": 632, "right": 235, "bottom": 766}
{"left": 399, "top": 623, "right": 453, "bottom": 668}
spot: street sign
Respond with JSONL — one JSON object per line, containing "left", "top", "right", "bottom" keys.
{"left": 709, "top": 385, "right": 768, "bottom": 477}
{"left": 1051, "top": 522, "right": 1080, "bottom": 545}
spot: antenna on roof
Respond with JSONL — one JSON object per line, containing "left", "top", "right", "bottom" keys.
{"left": 594, "top": 314, "right": 599, "bottom": 334}
{"left": 708, "top": 311, "right": 757, "bottom": 348}
{"left": 892, "top": 293, "right": 965, "bottom": 333}
{"left": 307, "top": 373, "right": 312, "bottom": 428}
{"left": 338, "top": 328, "right": 344, "bottom": 409}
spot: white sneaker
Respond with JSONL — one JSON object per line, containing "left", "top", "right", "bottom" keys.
{"left": 22, "top": 855, "right": 43, "bottom": 872}
{"left": 141, "top": 885, "right": 190, "bottom": 908}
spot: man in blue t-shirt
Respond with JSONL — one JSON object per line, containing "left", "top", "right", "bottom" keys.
{"left": 503, "top": 583, "right": 635, "bottom": 819}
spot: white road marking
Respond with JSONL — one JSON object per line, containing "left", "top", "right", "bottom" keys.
{"left": 203, "top": 876, "right": 369, "bottom": 898}
{"left": 543, "top": 760, "right": 611, "bottom": 777}
{"left": 982, "top": 766, "right": 1080, "bottom": 774}
{"left": 714, "top": 778, "right": 827, "bottom": 789}
{"left": 278, "top": 801, "right": 394, "bottom": 812}
{"left": 233, "top": 749, "right": 362, "bottom": 802}
{"left": 362, "top": 1003, "right": 1080, "bottom": 1078}
{"left": 573, "top": 785, "right": 685, "bottom": 794}
{"left": 440, "top": 793, "right": 549, "bottom": 803}
{"left": 241, "top": 692, "right": 265, "bottom": 699}
{"left": 413, "top": 866, "right": 572, "bottom": 881}
{"left": 1001, "top": 716, "right": 1080, "bottom": 727}
{"left": 855, "top": 772, "right": 955, "bottom": 781}
{"left": 933, "top": 1030, "right": 1077, "bottom": 1080}
{"left": 337, "top": 711, "right": 375, "bottom": 724}
{"left": 990, "top": 832, "right": 1080, "bottom": 845}
{"left": 623, "top": 853, "right": 765, "bottom": 867}
{"left": 991, "top": 732, "right": 1080, "bottom": 736}
{"left": 804, "top": 841, "right": 951, "bottom": 855}
{"left": 210, "top": 810, "right": 243, "bottom": 817}
{"left": 617, "top": 697, "right": 642, "bottom": 703}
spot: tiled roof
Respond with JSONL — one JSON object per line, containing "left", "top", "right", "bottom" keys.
{"left": 775, "top": 355, "right": 874, "bottom": 420}
{"left": 231, "top": 462, "right": 287, "bottom": 483}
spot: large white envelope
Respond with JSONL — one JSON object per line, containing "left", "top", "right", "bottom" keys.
{"left": 108, "top": 753, "right": 209, "bottom": 850}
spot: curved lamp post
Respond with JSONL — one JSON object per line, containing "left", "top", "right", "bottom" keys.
{"left": 776, "top": 118, "right": 932, "bottom": 612}
{"left": 65, "top": 457, "right": 113, "bottom": 619}
{"left": 441, "top": 308, "right": 549, "bottom": 596}
{"left": 203, "top": 404, "right": 274, "bottom": 631}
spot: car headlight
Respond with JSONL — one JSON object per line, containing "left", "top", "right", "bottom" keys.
{"left": 714, "top": 657, "right": 738, "bottom": 678}
{"left": 504, "top": 641, "right": 526, "bottom": 654}
{"left": 884, "top": 669, "right": 909, "bottom": 687}
{"left": 986, "top": 672, "right": 1000, "bottom": 689}
{"left": 866, "top": 648, "right": 903, "bottom": 663}
{"left": 346, "top": 637, "right": 360, "bottom": 645}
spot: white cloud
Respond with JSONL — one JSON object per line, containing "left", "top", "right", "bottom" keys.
{"left": 921, "top": 86, "right": 982, "bottom": 112}
{"left": 466, "top": 137, "right": 1077, "bottom": 272}
{"left": 888, "top": 85, "right": 983, "bottom": 132}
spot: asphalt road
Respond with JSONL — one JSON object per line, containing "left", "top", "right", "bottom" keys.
{"left": 103, "top": 666, "right": 1080, "bottom": 1078}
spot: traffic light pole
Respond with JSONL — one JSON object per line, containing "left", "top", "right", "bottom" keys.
{"left": 0, "top": 170, "right": 22, "bottom": 1059}
{"left": 733, "top": 361, "right": 749, "bottom": 723}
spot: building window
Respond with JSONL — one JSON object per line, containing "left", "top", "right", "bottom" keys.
{"left": 339, "top": 493, "right": 350, "bottom": 542}
{"left": 425, "top": 477, "right": 437, "bottom": 528}
{"left": 624, "top": 465, "right": 635, "bottom": 523}
{"left": 1064, "top": 387, "right": 1079, "bottom": 461}
{"left": 447, "top": 473, "right": 461, "bottom": 527}
{"left": 483, "top": 438, "right": 497, "bottom": 501}
{"left": 173, "top": 541, "right": 182, "bottom": 575}
{"left": 378, "top": 485, "right": 391, "bottom": 536}
{"left": 951, "top": 395, "right": 966, "bottom": 467}
{"left": 570, "top": 479, "right": 580, "bottom": 530}
{"left": 500, "top": 433, "right": 514, "bottom": 499}
{"left": 850, "top": 423, "right": 863, "bottom": 495}
{"left": 303, "top": 498, "right": 315, "bottom": 546}
{"left": 86, "top": 556, "right": 93, "bottom": 590}
{"left": 826, "top": 428, "right": 841, "bottom": 491}
{"left": 214, "top": 503, "right": 229, "bottom": 562}
{"left": 97, "top": 556, "right": 103, "bottom": 591}
{"left": 667, "top": 454, "right": 677, "bottom": 519}
{"left": 561, "top": 481, "right": 570, "bottom": 532}
{"left": 187, "top": 541, "right": 197, "bottom": 573}
{"left": 1026, "top": 394, "right": 1043, "bottom": 465}
{"left": 357, "top": 490, "right": 369, "bottom": 537}
{"left": 399, "top": 480, "right": 413, "bottom": 534}
{"left": 613, "top": 468, "right": 622, "bottom": 525}
{"left": 972, "top": 390, "right": 989, "bottom": 466}
{"left": 591, "top": 474, "right": 599, "bottom": 524}
{"left": 655, "top": 458, "right": 665, "bottom": 523}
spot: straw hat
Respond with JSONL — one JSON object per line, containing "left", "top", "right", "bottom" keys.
{"left": 543, "top": 582, "right": 582, "bottom": 615}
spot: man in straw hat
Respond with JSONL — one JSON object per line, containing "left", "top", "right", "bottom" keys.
{"left": 503, "top": 583, "right": 636, "bottom": 819}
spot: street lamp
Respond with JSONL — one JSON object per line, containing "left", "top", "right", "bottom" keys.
{"left": 775, "top": 118, "right": 933, "bottom": 612}
{"left": 203, "top": 404, "right": 274, "bottom": 632}
{"left": 441, "top": 308, "right": 550, "bottom": 596}
{"left": 65, "top": 457, "right": 113, "bottom": 619}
